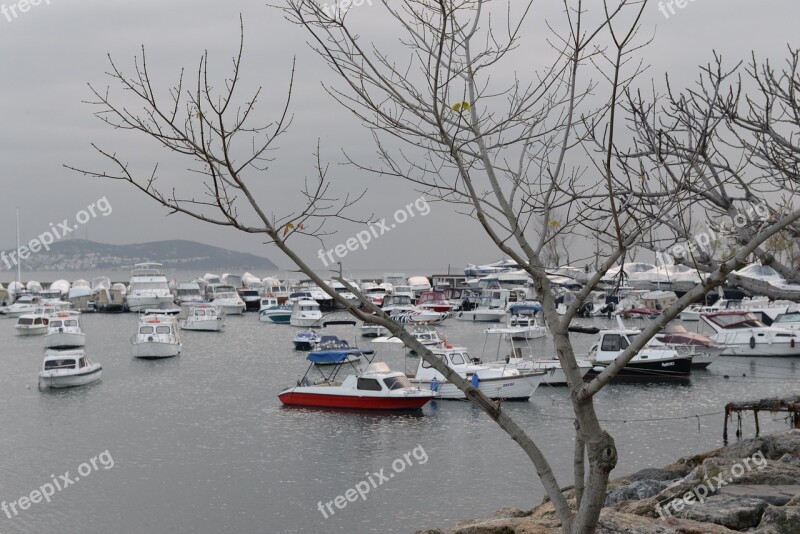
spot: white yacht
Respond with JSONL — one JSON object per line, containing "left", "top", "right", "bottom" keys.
{"left": 679, "top": 297, "right": 794, "bottom": 323}
{"left": 180, "top": 304, "right": 224, "bottom": 332}
{"left": 125, "top": 263, "right": 174, "bottom": 312}
{"left": 205, "top": 284, "right": 246, "bottom": 315}
{"left": 406, "top": 346, "right": 544, "bottom": 400}
{"left": 44, "top": 311, "right": 86, "bottom": 348}
{"left": 38, "top": 350, "right": 102, "bottom": 389}
{"left": 4, "top": 294, "right": 46, "bottom": 318}
{"left": 698, "top": 311, "right": 800, "bottom": 357}
{"left": 132, "top": 312, "right": 182, "bottom": 359}
{"left": 290, "top": 299, "right": 323, "bottom": 327}
{"left": 586, "top": 328, "right": 692, "bottom": 379}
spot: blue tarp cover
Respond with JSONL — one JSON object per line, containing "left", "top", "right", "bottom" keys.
{"left": 307, "top": 349, "right": 374, "bottom": 363}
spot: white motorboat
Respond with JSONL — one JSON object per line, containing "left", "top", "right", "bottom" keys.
{"left": 360, "top": 322, "right": 389, "bottom": 338}
{"left": 44, "top": 311, "right": 86, "bottom": 348}
{"left": 679, "top": 297, "right": 795, "bottom": 323}
{"left": 480, "top": 327, "right": 592, "bottom": 385}
{"left": 38, "top": 350, "right": 102, "bottom": 389}
{"left": 259, "top": 297, "right": 293, "bottom": 324}
{"left": 4, "top": 294, "right": 46, "bottom": 318}
{"left": 455, "top": 295, "right": 507, "bottom": 322}
{"left": 406, "top": 345, "right": 544, "bottom": 400}
{"left": 132, "top": 312, "right": 182, "bottom": 359}
{"left": 180, "top": 304, "right": 224, "bottom": 332}
{"left": 772, "top": 311, "right": 800, "bottom": 332}
{"left": 174, "top": 281, "right": 205, "bottom": 306}
{"left": 290, "top": 299, "right": 323, "bottom": 328}
{"left": 372, "top": 327, "right": 443, "bottom": 355}
{"left": 15, "top": 313, "right": 49, "bottom": 336}
{"left": 501, "top": 315, "right": 549, "bottom": 340}
{"left": 125, "top": 263, "right": 174, "bottom": 312}
{"left": 697, "top": 311, "right": 800, "bottom": 357}
{"left": 205, "top": 284, "right": 246, "bottom": 315}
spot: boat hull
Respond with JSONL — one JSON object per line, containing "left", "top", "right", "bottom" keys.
{"left": 585, "top": 357, "right": 692, "bottom": 381}
{"left": 15, "top": 325, "right": 48, "bottom": 336}
{"left": 278, "top": 391, "right": 432, "bottom": 410}
{"left": 259, "top": 312, "right": 291, "bottom": 324}
{"left": 180, "top": 319, "right": 223, "bottom": 332}
{"left": 409, "top": 374, "right": 541, "bottom": 400}
{"left": 126, "top": 295, "right": 174, "bottom": 312}
{"left": 44, "top": 332, "right": 86, "bottom": 349}
{"left": 39, "top": 366, "right": 102, "bottom": 389}
{"left": 719, "top": 344, "right": 800, "bottom": 357}
{"left": 132, "top": 341, "right": 182, "bottom": 359}
{"left": 455, "top": 310, "right": 506, "bottom": 322}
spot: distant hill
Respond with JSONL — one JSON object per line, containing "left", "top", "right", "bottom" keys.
{"left": 0, "top": 239, "right": 278, "bottom": 272}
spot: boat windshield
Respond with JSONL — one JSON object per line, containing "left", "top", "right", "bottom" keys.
{"left": 156, "top": 326, "right": 172, "bottom": 334}
{"left": 132, "top": 282, "right": 169, "bottom": 290}
{"left": 64, "top": 320, "right": 78, "bottom": 327}
{"left": 709, "top": 313, "right": 764, "bottom": 328}
{"left": 17, "top": 318, "right": 33, "bottom": 325}
{"left": 50, "top": 320, "right": 63, "bottom": 328}
{"left": 44, "top": 359, "right": 76, "bottom": 370}
{"left": 383, "top": 376, "right": 412, "bottom": 390}
{"left": 774, "top": 313, "right": 800, "bottom": 324}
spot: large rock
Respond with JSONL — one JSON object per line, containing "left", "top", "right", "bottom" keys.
{"left": 695, "top": 458, "right": 800, "bottom": 486}
{"left": 670, "top": 495, "right": 768, "bottom": 530}
{"left": 627, "top": 467, "right": 688, "bottom": 482}
{"left": 604, "top": 479, "right": 673, "bottom": 507}
{"left": 753, "top": 494, "right": 800, "bottom": 534}
{"left": 718, "top": 485, "right": 800, "bottom": 506}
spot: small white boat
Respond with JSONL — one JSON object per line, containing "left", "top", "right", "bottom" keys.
{"left": 290, "top": 299, "right": 322, "bottom": 327}
{"left": 38, "top": 349, "right": 102, "bottom": 389}
{"left": 4, "top": 294, "right": 45, "bottom": 318}
{"left": 407, "top": 345, "right": 544, "bottom": 400}
{"left": 480, "top": 327, "right": 592, "bottom": 385}
{"left": 206, "top": 284, "right": 246, "bottom": 315}
{"left": 44, "top": 311, "right": 86, "bottom": 348}
{"left": 132, "top": 313, "right": 182, "bottom": 359}
{"left": 372, "top": 328, "right": 443, "bottom": 355}
{"left": 180, "top": 304, "right": 224, "bottom": 332}
{"left": 501, "top": 315, "right": 549, "bottom": 340}
{"left": 259, "top": 297, "right": 293, "bottom": 324}
{"left": 15, "top": 313, "right": 49, "bottom": 336}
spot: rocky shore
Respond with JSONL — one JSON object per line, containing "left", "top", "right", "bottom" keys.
{"left": 417, "top": 429, "right": 800, "bottom": 533}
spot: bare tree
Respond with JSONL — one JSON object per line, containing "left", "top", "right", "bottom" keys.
{"left": 617, "top": 49, "right": 800, "bottom": 297}
{"left": 68, "top": 3, "right": 800, "bottom": 532}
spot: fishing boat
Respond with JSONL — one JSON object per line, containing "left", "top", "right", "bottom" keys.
{"left": 132, "top": 312, "right": 182, "bottom": 359}
{"left": 279, "top": 354, "right": 434, "bottom": 410}
{"left": 44, "top": 311, "right": 86, "bottom": 348}
{"left": 290, "top": 299, "right": 322, "bottom": 327}
{"left": 125, "top": 263, "right": 174, "bottom": 312}
{"left": 585, "top": 328, "right": 692, "bottom": 380}
{"left": 180, "top": 304, "right": 224, "bottom": 332}
{"left": 293, "top": 330, "right": 322, "bottom": 350}
{"left": 38, "top": 350, "right": 102, "bottom": 389}
{"left": 15, "top": 313, "right": 49, "bottom": 336}
{"left": 480, "top": 327, "right": 592, "bottom": 385}
{"left": 406, "top": 345, "right": 545, "bottom": 400}
{"left": 259, "top": 297, "right": 293, "bottom": 324}
{"left": 697, "top": 311, "right": 800, "bottom": 357}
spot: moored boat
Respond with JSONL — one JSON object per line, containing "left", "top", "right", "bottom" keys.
{"left": 44, "top": 311, "right": 86, "bottom": 348}
{"left": 585, "top": 328, "right": 693, "bottom": 380}
{"left": 290, "top": 299, "right": 322, "bottom": 327}
{"left": 278, "top": 355, "right": 434, "bottom": 410}
{"left": 180, "top": 304, "right": 224, "bottom": 332}
{"left": 15, "top": 313, "right": 49, "bottom": 336}
{"left": 132, "top": 312, "right": 182, "bottom": 359}
{"left": 38, "top": 349, "right": 102, "bottom": 389}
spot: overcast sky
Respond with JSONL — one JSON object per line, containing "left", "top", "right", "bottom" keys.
{"left": 0, "top": 0, "right": 797, "bottom": 273}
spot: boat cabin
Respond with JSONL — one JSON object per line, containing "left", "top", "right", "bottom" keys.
{"left": 42, "top": 351, "right": 89, "bottom": 371}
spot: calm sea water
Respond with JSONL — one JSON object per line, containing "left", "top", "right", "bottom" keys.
{"left": 0, "top": 311, "right": 798, "bottom": 533}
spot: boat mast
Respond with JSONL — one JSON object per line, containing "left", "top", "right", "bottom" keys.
{"left": 15, "top": 206, "right": 20, "bottom": 287}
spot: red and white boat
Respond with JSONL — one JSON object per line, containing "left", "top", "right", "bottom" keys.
{"left": 417, "top": 291, "right": 453, "bottom": 313}
{"left": 278, "top": 351, "right": 434, "bottom": 410}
